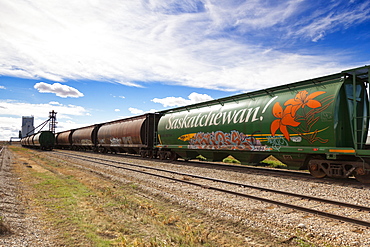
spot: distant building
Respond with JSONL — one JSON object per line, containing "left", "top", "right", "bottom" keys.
{"left": 21, "top": 116, "right": 34, "bottom": 138}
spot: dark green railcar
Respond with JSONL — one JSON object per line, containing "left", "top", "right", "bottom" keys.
{"left": 156, "top": 66, "right": 370, "bottom": 183}
{"left": 33, "top": 131, "right": 55, "bottom": 150}
{"left": 22, "top": 131, "right": 55, "bottom": 151}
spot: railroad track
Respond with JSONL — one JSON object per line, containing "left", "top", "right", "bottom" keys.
{"left": 56, "top": 149, "right": 360, "bottom": 185}
{"left": 0, "top": 146, "right": 5, "bottom": 170}
{"left": 166, "top": 156, "right": 360, "bottom": 184}
{"left": 53, "top": 150, "right": 370, "bottom": 228}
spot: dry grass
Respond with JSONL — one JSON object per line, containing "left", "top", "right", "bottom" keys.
{"left": 8, "top": 146, "right": 296, "bottom": 246}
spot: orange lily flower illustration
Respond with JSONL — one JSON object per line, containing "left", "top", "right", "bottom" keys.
{"left": 270, "top": 102, "right": 300, "bottom": 141}
{"left": 284, "top": 90, "right": 325, "bottom": 117}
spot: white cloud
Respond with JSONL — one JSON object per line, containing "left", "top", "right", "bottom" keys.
{"left": 0, "top": 86, "right": 6, "bottom": 89}
{"left": 205, "top": 1, "right": 302, "bottom": 30}
{"left": 0, "top": 100, "right": 87, "bottom": 119}
{"left": 112, "top": 95, "right": 126, "bottom": 99}
{"left": 128, "top": 107, "right": 144, "bottom": 115}
{"left": 34, "top": 82, "right": 84, "bottom": 98}
{"left": 0, "top": 117, "right": 22, "bottom": 139}
{"left": 152, "top": 92, "right": 213, "bottom": 107}
{"left": 114, "top": 109, "right": 120, "bottom": 112}
{"left": 0, "top": 99, "right": 89, "bottom": 140}
{"left": 126, "top": 107, "right": 157, "bottom": 116}
{"left": 188, "top": 92, "right": 213, "bottom": 103}
{"left": 54, "top": 121, "right": 86, "bottom": 132}
{"left": 293, "top": 1, "right": 370, "bottom": 42}
{"left": 0, "top": 1, "right": 368, "bottom": 92}
{"left": 116, "top": 81, "right": 144, "bottom": 88}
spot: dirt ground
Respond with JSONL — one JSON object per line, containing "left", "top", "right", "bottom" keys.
{"left": 0, "top": 146, "right": 310, "bottom": 246}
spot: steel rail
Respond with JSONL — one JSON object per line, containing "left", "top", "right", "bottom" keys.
{"left": 174, "top": 158, "right": 315, "bottom": 179}
{"left": 59, "top": 149, "right": 360, "bottom": 183}
{"left": 54, "top": 150, "right": 370, "bottom": 227}
{"left": 55, "top": 150, "right": 370, "bottom": 212}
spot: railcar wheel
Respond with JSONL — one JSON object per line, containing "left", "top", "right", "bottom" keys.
{"left": 148, "top": 151, "right": 155, "bottom": 159}
{"left": 354, "top": 167, "right": 370, "bottom": 183}
{"left": 159, "top": 151, "right": 166, "bottom": 160}
{"left": 170, "top": 152, "right": 178, "bottom": 161}
{"left": 308, "top": 163, "right": 327, "bottom": 178}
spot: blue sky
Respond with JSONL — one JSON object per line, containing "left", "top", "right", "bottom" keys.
{"left": 1, "top": 0, "right": 370, "bottom": 140}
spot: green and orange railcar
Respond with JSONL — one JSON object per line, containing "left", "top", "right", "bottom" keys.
{"left": 157, "top": 66, "right": 370, "bottom": 182}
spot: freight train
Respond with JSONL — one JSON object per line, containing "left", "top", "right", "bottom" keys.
{"left": 22, "top": 65, "right": 370, "bottom": 183}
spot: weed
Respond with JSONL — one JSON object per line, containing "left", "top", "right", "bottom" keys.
{"left": 223, "top": 156, "right": 241, "bottom": 164}
{"left": 162, "top": 215, "right": 179, "bottom": 225}
{"left": 196, "top": 155, "right": 207, "bottom": 161}
{"left": 130, "top": 183, "right": 138, "bottom": 189}
{"left": 261, "top": 156, "right": 287, "bottom": 168}
{"left": 295, "top": 237, "right": 315, "bottom": 247}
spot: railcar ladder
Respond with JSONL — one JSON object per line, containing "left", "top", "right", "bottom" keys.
{"left": 343, "top": 66, "right": 370, "bottom": 150}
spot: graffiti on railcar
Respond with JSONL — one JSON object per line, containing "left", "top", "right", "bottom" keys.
{"left": 180, "top": 130, "right": 268, "bottom": 151}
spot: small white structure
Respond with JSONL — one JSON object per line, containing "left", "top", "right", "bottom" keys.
{"left": 21, "top": 116, "right": 34, "bottom": 138}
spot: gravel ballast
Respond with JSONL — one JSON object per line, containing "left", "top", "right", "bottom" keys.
{"left": 2, "top": 146, "right": 370, "bottom": 246}
{"left": 0, "top": 147, "right": 56, "bottom": 246}
{"left": 52, "top": 150, "right": 370, "bottom": 246}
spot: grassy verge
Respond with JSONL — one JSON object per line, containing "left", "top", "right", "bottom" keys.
{"left": 11, "top": 146, "right": 273, "bottom": 246}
